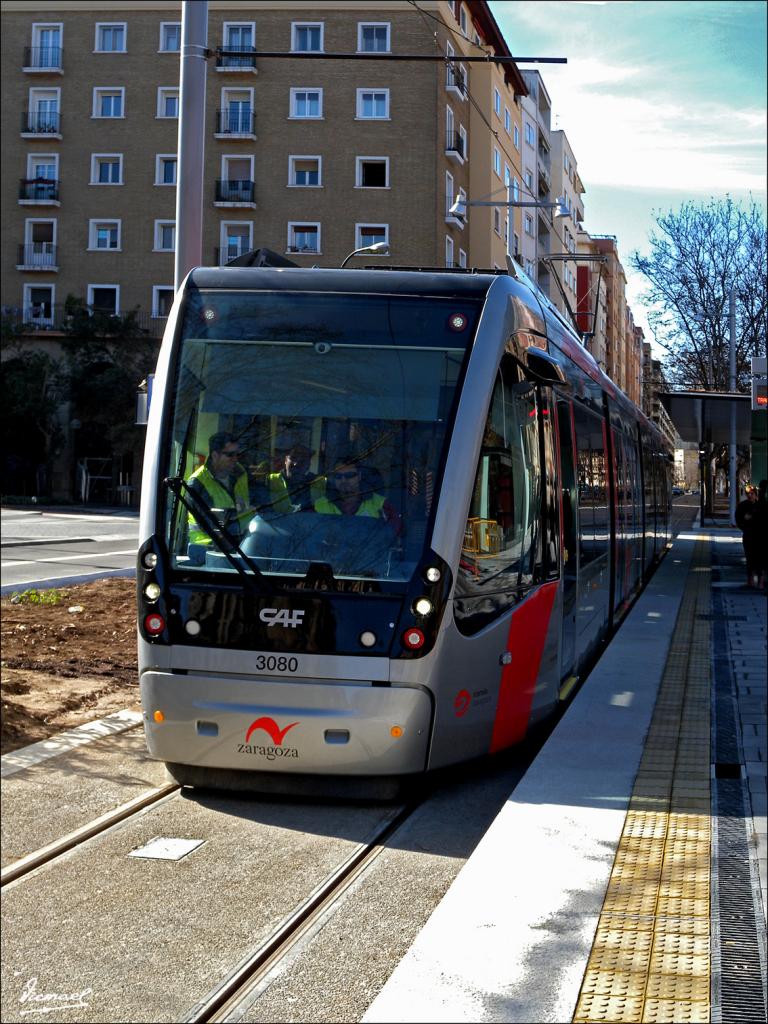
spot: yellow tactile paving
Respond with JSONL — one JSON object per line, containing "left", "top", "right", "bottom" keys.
{"left": 572, "top": 540, "right": 712, "bottom": 1024}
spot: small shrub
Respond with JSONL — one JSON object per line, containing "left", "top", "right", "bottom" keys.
{"left": 9, "top": 588, "right": 65, "bottom": 606}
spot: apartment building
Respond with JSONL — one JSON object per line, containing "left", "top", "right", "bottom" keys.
{"left": 1, "top": 1, "right": 532, "bottom": 330}
{"left": 1, "top": 0, "right": 530, "bottom": 498}
{"left": 519, "top": 69, "right": 554, "bottom": 294}
{"left": 549, "top": 128, "right": 584, "bottom": 320}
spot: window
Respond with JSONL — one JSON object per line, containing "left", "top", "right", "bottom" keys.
{"left": 445, "top": 235, "right": 454, "bottom": 268}
{"left": 222, "top": 23, "right": 255, "bottom": 67}
{"left": 154, "top": 220, "right": 175, "bottom": 251}
{"left": 23, "top": 284, "right": 55, "bottom": 323}
{"left": 459, "top": 5, "right": 468, "bottom": 35}
{"left": 88, "top": 219, "right": 120, "bottom": 250}
{"left": 87, "top": 284, "right": 119, "bottom": 314}
{"left": 525, "top": 259, "right": 535, "bottom": 277}
{"left": 160, "top": 22, "right": 180, "bottom": 52}
{"left": 355, "top": 223, "right": 388, "bottom": 249}
{"left": 218, "top": 89, "right": 254, "bottom": 134}
{"left": 217, "top": 156, "right": 254, "bottom": 202}
{"left": 288, "top": 223, "right": 320, "bottom": 253}
{"left": 95, "top": 23, "right": 126, "bottom": 52}
{"left": 525, "top": 121, "right": 535, "bottom": 146}
{"left": 152, "top": 286, "right": 174, "bottom": 318}
{"left": 358, "top": 23, "right": 390, "bottom": 52}
{"left": 513, "top": 232, "right": 520, "bottom": 256}
{"left": 290, "top": 89, "right": 322, "bottom": 118}
{"left": 157, "top": 88, "right": 179, "bottom": 118}
{"left": 524, "top": 169, "right": 533, "bottom": 191}
{"left": 90, "top": 154, "right": 123, "bottom": 184}
{"left": 454, "top": 355, "right": 543, "bottom": 633}
{"left": 513, "top": 124, "right": 520, "bottom": 149}
{"left": 26, "top": 153, "right": 58, "bottom": 191}
{"left": 292, "top": 22, "right": 323, "bottom": 52}
{"left": 356, "top": 89, "right": 389, "bottom": 119}
{"left": 220, "top": 222, "right": 252, "bottom": 262}
{"left": 459, "top": 125, "right": 468, "bottom": 159}
{"left": 445, "top": 42, "right": 466, "bottom": 96}
{"left": 25, "top": 88, "right": 60, "bottom": 133}
{"left": 504, "top": 107, "right": 511, "bottom": 134}
{"left": 573, "top": 403, "right": 609, "bottom": 565}
{"left": 493, "top": 148, "right": 501, "bottom": 177}
{"left": 524, "top": 213, "right": 534, "bottom": 236}
{"left": 493, "top": 88, "right": 501, "bottom": 116}
{"left": 289, "top": 155, "right": 321, "bottom": 186}
{"left": 29, "top": 23, "right": 62, "bottom": 69}
{"left": 504, "top": 164, "right": 511, "bottom": 188}
{"left": 22, "top": 219, "right": 56, "bottom": 267}
{"left": 458, "top": 248, "right": 467, "bottom": 269}
{"left": 356, "top": 156, "right": 388, "bottom": 188}
{"left": 445, "top": 170, "right": 454, "bottom": 215}
{"left": 93, "top": 88, "right": 124, "bottom": 118}
{"left": 155, "top": 155, "right": 177, "bottom": 185}
{"left": 493, "top": 208, "right": 501, "bottom": 235}
{"left": 512, "top": 178, "right": 520, "bottom": 202}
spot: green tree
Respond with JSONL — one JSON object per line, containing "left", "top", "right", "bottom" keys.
{"left": 631, "top": 197, "right": 767, "bottom": 390}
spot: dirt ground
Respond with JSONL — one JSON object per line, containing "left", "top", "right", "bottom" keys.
{"left": 1, "top": 577, "right": 140, "bottom": 755}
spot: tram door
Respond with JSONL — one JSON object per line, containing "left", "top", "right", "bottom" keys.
{"left": 556, "top": 399, "right": 578, "bottom": 682}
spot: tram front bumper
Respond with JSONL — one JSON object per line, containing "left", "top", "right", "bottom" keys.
{"left": 140, "top": 671, "right": 433, "bottom": 775}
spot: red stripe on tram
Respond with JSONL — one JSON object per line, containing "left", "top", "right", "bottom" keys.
{"left": 489, "top": 581, "right": 559, "bottom": 753}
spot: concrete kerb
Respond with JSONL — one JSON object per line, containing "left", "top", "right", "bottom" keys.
{"left": 1, "top": 567, "right": 136, "bottom": 598}
{"left": 363, "top": 534, "right": 697, "bottom": 1024}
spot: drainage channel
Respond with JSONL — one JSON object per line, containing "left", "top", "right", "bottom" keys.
{"left": 710, "top": 546, "right": 767, "bottom": 1024}
{"left": 0, "top": 781, "right": 180, "bottom": 886}
{"left": 183, "top": 799, "right": 420, "bottom": 1024}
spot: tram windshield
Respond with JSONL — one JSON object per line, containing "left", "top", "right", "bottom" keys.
{"left": 162, "top": 287, "right": 481, "bottom": 584}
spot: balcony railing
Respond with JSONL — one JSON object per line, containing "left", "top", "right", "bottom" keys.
{"left": 446, "top": 67, "right": 466, "bottom": 96}
{"left": 216, "top": 46, "right": 257, "bottom": 70}
{"left": 21, "top": 110, "right": 61, "bottom": 135}
{"left": 215, "top": 108, "right": 256, "bottom": 135}
{"left": 17, "top": 244, "right": 58, "bottom": 269}
{"left": 19, "top": 178, "right": 59, "bottom": 202}
{"left": 2, "top": 304, "right": 161, "bottom": 336}
{"left": 23, "top": 46, "right": 63, "bottom": 70}
{"left": 446, "top": 132, "right": 465, "bottom": 158}
{"left": 216, "top": 244, "right": 251, "bottom": 265}
{"left": 214, "top": 179, "right": 255, "bottom": 203}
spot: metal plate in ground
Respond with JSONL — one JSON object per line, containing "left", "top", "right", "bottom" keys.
{"left": 128, "top": 837, "right": 205, "bottom": 860}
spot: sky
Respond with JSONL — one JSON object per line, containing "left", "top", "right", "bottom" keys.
{"left": 489, "top": 0, "right": 767, "bottom": 351}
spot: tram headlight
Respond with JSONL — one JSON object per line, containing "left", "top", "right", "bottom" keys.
{"left": 413, "top": 597, "right": 433, "bottom": 617}
{"left": 144, "top": 582, "right": 162, "bottom": 601}
{"left": 424, "top": 566, "right": 442, "bottom": 584}
{"left": 142, "top": 551, "right": 158, "bottom": 569}
{"left": 359, "top": 631, "right": 377, "bottom": 648}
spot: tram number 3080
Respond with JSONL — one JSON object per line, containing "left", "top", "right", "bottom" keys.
{"left": 253, "top": 655, "right": 300, "bottom": 673}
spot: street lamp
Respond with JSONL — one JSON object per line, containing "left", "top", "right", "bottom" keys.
{"left": 340, "top": 242, "right": 389, "bottom": 268}
{"left": 448, "top": 193, "right": 569, "bottom": 220}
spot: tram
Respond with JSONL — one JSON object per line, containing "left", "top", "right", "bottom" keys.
{"left": 137, "top": 258, "right": 671, "bottom": 795}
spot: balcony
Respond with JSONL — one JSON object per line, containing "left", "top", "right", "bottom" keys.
{"left": 537, "top": 162, "right": 551, "bottom": 195}
{"left": 214, "top": 179, "right": 256, "bottom": 206}
{"left": 2, "top": 304, "right": 160, "bottom": 336}
{"left": 23, "top": 46, "right": 63, "bottom": 72}
{"left": 16, "top": 244, "right": 58, "bottom": 271}
{"left": 215, "top": 244, "right": 251, "bottom": 265}
{"left": 19, "top": 178, "right": 60, "bottom": 205}
{"left": 446, "top": 67, "right": 467, "bottom": 100}
{"left": 216, "top": 47, "right": 257, "bottom": 72}
{"left": 445, "top": 132, "right": 465, "bottom": 163}
{"left": 445, "top": 194, "right": 465, "bottom": 227}
{"left": 214, "top": 108, "right": 256, "bottom": 138}
{"left": 21, "top": 110, "right": 61, "bottom": 138}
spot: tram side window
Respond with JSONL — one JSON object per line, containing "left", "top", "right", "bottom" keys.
{"left": 573, "top": 404, "right": 609, "bottom": 565}
{"left": 455, "top": 357, "right": 543, "bottom": 632}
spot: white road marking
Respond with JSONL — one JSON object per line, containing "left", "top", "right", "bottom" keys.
{"left": 2, "top": 548, "right": 137, "bottom": 568}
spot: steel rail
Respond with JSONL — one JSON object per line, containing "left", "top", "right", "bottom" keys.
{"left": 184, "top": 800, "right": 421, "bottom": 1024}
{"left": 0, "top": 781, "right": 180, "bottom": 886}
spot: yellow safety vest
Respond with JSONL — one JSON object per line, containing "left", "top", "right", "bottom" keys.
{"left": 267, "top": 472, "right": 326, "bottom": 512}
{"left": 187, "top": 463, "right": 250, "bottom": 545}
{"left": 314, "top": 494, "right": 386, "bottom": 518}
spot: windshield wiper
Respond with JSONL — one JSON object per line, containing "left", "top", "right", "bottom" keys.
{"left": 164, "top": 476, "right": 267, "bottom": 592}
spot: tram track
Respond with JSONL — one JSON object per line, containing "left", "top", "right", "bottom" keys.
{"left": 184, "top": 799, "right": 421, "bottom": 1024}
{"left": 0, "top": 780, "right": 180, "bottom": 887}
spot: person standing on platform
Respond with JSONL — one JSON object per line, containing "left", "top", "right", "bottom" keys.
{"left": 735, "top": 484, "right": 762, "bottom": 589}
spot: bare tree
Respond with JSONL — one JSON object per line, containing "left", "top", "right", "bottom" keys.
{"left": 631, "top": 197, "right": 767, "bottom": 390}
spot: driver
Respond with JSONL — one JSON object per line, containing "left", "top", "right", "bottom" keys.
{"left": 187, "top": 432, "right": 252, "bottom": 547}
{"left": 314, "top": 455, "right": 402, "bottom": 536}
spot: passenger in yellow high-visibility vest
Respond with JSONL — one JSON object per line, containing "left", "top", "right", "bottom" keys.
{"left": 267, "top": 444, "right": 325, "bottom": 513}
{"left": 187, "top": 432, "right": 252, "bottom": 547}
{"left": 314, "top": 456, "right": 402, "bottom": 536}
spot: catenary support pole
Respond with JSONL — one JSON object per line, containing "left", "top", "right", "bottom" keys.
{"left": 174, "top": 1, "right": 208, "bottom": 292}
{"left": 729, "top": 286, "right": 737, "bottom": 522}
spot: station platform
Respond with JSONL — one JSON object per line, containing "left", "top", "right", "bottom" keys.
{"left": 364, "top": 524, "right": 767, "bottom": 1024}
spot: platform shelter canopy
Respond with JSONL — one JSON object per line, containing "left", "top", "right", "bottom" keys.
{"left": 658, "top": 391, "right": 752, "bottom": 445}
